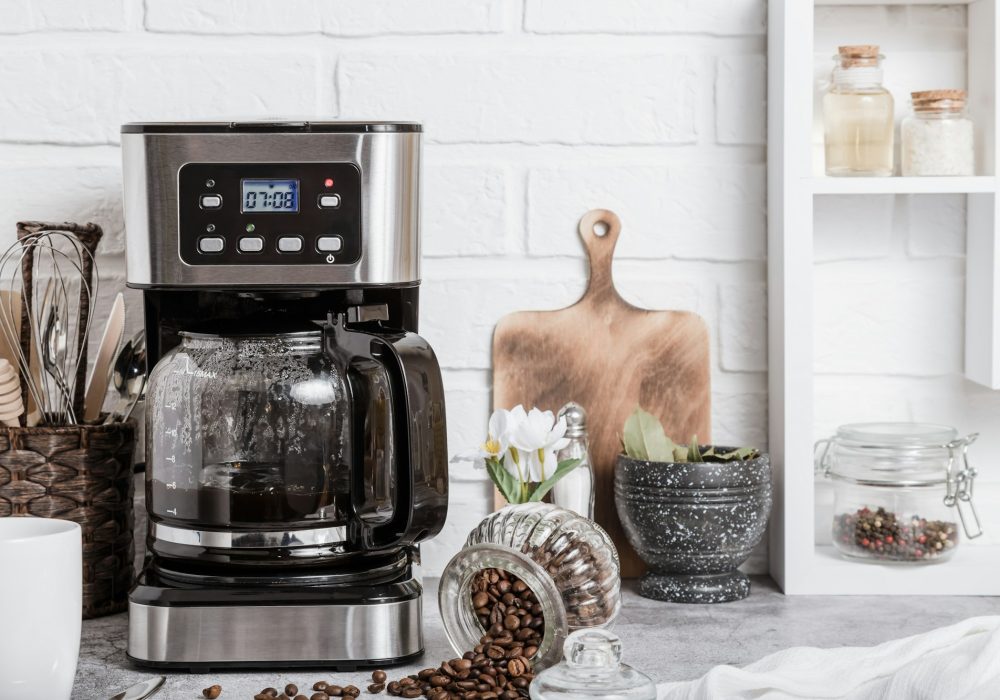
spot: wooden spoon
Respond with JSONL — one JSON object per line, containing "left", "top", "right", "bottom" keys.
{"left": 0, "top": 359, "right": 24, "bottom": 427}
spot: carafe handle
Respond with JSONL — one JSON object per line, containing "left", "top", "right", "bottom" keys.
{"left": 325, "top": 313, "right": 448, "bottom": 550}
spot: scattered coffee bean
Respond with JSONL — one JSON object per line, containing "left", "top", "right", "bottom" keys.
{"left": 261, "top": 690, "right": 279, "bottom": 699}
{"left": 285, "top": 686, "right": 299, "bottom": 698}
{"left": 310, "top": 694, "right": 329, "bottom": 700}
{"left": 373, "top": 670, "right": 388, "bottom": 684}
{"left": 326, "top": 686, "right": 343, "bottom": 697}
{"left": 342, "top": 685, "right": 361, "bottom": 697}
{"left": 202, "top": 685, "right": 222, "bottom": 699}
{"left": 368, "top": 682, "right": 385, "bottom": 694}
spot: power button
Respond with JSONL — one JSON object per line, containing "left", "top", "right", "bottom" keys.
{"left": 200, "top": 194, "right": 222, "bottom": 209}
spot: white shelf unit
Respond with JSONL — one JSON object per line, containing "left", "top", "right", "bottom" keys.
{"left": 768, "top": 0, "right": 1000, "bottom": 593}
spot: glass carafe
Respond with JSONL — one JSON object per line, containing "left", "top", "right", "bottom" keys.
{"left": 144, "top": 314, "right": 449, "bottom": 570}
{"left": 146, "top": 330, "right": 354, "bottom": 530}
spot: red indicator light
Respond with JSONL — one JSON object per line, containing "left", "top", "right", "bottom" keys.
{"left": 324, "top": 178, "right": 334, "bottom": 188}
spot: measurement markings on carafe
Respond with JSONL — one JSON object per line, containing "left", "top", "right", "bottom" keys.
{"left": 178, "top": 162, "right": 362, "bottom": 266}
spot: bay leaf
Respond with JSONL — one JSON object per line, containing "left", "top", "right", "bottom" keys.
{"left": 622, "top": 406, "right": 676, "bottom": 461}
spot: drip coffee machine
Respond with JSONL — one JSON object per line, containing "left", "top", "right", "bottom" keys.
{"left": 121, "top": 121, "right": 448, "bottom": 669}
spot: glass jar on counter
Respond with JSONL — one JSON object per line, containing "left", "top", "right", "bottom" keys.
{"left": 901, "top": 89, "right": 975, "bottom": 176}
{"left": 823, "top": 45, "right": 895, "bottom": 177}
{"left": 439, "top": 503, "right": 621, "bottom": 671}
{"left": 815, "top": 423, "right": 981, "bottom": 564}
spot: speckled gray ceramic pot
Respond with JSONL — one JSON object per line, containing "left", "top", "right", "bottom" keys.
{"left": 614, "top": 450, "right": 772, "bottom": 604}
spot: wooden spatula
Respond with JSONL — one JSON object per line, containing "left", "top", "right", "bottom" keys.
{"left": 492, "top": 209, "right": 712, "bottom": 577}
{"left": 83, "top": 292, "right": 124, "bottom": 423}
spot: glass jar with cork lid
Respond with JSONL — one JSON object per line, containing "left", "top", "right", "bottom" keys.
{"left": 901, "top": 89, "right": 975, "bottom": 176}
{"left": 823, "top": 45, "right": 895, "bottom": 177}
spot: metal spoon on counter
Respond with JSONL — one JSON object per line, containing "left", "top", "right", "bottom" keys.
{"left": 108, "top": 676, "right": 165, "bottom": 700}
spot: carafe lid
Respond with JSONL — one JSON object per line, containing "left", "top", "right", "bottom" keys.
{"left": 529, "top": 629, "right": 656, "bottom": 700}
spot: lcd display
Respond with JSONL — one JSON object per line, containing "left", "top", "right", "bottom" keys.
{"left": 241, "top": 179, "right": 299, "bottom": 212}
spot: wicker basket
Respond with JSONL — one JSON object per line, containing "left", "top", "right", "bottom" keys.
{"left": 0, "top": 420, "right": 136, "bottom": 618}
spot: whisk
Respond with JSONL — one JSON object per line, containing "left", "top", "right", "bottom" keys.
{"left": 0, "top": 229, "right": 99, "bottom": 425}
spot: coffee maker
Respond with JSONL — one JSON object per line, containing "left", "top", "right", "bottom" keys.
{"left": 121, "top": 121, "right": 448, "bottom": 669}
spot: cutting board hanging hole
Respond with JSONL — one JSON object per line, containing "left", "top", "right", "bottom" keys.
{"left": 579, "top": 209, "right": 622, "bottom": 303}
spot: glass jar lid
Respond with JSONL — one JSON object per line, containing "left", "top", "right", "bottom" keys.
{"left": 528, "top": 629, "right": 657, "bottom": 700}
{"left": 819, "top": 422, "right": 965, "bottom": 487}
{"left": 835, "top": 422, "right": 958, "bottom": 447}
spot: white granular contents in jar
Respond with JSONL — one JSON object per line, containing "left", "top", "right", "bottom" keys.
{"left": 901, "top": 117, "right": 974, "bottom": 176}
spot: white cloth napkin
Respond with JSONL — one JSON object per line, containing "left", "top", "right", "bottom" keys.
{"left": 657, "top": 615, "right": 1000, "bottom": 700}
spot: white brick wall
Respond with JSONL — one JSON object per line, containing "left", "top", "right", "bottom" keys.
{"left": 0, "top": 0, "right": 769, "bottom": 576}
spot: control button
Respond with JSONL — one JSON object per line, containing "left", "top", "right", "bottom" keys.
{"left": 200, "top": 194, "right": 223, "bottom": 209}
{"left": 198, "top": 236, "right": 225, "bottom": 254}
{"left": 318, "top": 194, "right": 341, "bottom": 209}
{"left": 238, "top": 237, "right": 265, "bottom": 253}
{"left": 277, "top": 236, "right": 303, "bottom": 253}
{"left": 316, "top": 236, "right": 343, "bottom": 253}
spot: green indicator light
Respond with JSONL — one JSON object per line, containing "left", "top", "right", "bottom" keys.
{"left": 245, "top": 223, "right": 255, "bottom": 233}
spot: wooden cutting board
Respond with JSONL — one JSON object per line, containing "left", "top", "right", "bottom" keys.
{"left": 492, "top": 209, "right": 711, "bottom": 578}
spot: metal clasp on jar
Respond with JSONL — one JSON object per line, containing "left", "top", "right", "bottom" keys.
{"left": 944, "top": 433, "right": 983, "bottom": 539}
{"left": 813, "top": 438, "right": 833, "bottom": 476}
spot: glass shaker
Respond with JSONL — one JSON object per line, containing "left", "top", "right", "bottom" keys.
{"left": 901, "top": 90, "right": 975, "bottom": 176}
{"left": 823, "top": 45, "right": 894, "bottom": 177}
{"left": 529, "top": 629, "right": 656, "bottom": 700}
{"left": 552, "top": 402, "right": 595, "bottom": 519}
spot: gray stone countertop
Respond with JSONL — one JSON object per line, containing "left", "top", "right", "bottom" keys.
{"left": 74, "top": 576, "right": 1000, "bottom": 699}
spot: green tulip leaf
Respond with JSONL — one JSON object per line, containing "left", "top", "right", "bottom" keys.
{"left": 528, "top": 458, "right": 582, "bottom": 502}
{"left": 485, "top": 457, "right": 523, "bottom": 504}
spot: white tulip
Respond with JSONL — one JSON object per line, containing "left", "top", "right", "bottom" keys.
{"left": 451, "top": 407, "right": 513, "bottom": 470}
{"left": 507, "top": 406, "right": 569, "bottom": 481}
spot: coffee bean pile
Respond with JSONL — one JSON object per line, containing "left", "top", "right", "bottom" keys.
{"left": 241, "top": 647, "right": 532, "bottom": 700}
{"left": 381, "top": 631, "right": 534, "bottom": 699}
{"left": 834, "top": 506, "right": 958, "bottom": 561}
{"left": 470, "top": 568, "right": 544, "bottom": 656}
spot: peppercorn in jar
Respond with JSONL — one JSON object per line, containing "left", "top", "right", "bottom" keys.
{"left": 816, "top": 423, "right": 981, "bottom": 564}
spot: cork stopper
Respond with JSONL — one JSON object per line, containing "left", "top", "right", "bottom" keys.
{"left": 912, "top": 89, "right": 967, "bottom": 112}
{"left": 837, "top": 45, "right": 882, "bottom": 68}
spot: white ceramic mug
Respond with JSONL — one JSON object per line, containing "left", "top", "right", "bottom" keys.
{"left": 0, "top": 517, "right": 82, "bottom": 699}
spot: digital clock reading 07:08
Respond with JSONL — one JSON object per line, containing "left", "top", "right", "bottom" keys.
{"left": 241, "top": 179, "right": 299, "bottom": 213}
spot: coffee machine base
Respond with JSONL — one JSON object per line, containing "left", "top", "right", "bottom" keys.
{"left": 126, "top": 571, "right": 424, "bottom": 671}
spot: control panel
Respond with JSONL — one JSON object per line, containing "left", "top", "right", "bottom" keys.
{"left": 178, "top": 162, "right": 362, "bottom": 266}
